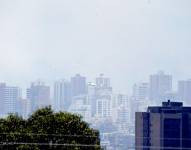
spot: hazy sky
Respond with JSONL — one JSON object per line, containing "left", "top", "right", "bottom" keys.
{"left": 0, "top": 0, "right": 191, "bottom": 93}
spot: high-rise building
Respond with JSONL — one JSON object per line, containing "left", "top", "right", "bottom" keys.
{"left": 54, "top": 80, "right": 71, "bottom": 111}
{"left": 178, "top": 79, "right": 191, "bottom": 105}
{"left": 117, "top": 105, "right": 130, "bottom": 124}
{"left": 114, "top": 94, "right": 128, "bottom": 108}
{"left": 133, "top": 83, "right": 149, "bottom": 101}
{"left": 68, "top": 95, "right": 91, "bottom": 122}
{"left": 130, "top": 83, "right": 150, "bottom": 124}
{"left": 96, "top": 74, "right": 112, "bottom": 95}
{"left": 116, "top": 105, "right": 130, "bottom": 132}
{"left": 96, "top": 96, "right": 112, "bottom": 118}
{"left": 87, "top": 82, "right": 96, "bottom": 116}
{"left": 149, "top": 71, "right": 172, "bottom": 104}
{"left": 136, "top": 100, "right": 191, "bottom": 150}
{"left": 96, "top": 74, "right": 111, "bottom": 89}
{"left": 111, "top": 94, "right": 129, "bottom": 123}
{"left": 71, "top": 74, "right": 87, "bottom": 98}
{"left": 17, "top": 98, "right": 31, "bottom": 119}
{"left": 27, "top": 81, "right": 50, "bottom": 113}
{"left": 0, "top": 83, "right": 21, "bottom": 115}
{"left": 95, "top": 74, "right": 113, "bottom": 119}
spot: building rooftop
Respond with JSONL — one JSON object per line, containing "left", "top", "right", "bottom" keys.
{"left": 147, "top": 100, "right": 191, "bottom": 113}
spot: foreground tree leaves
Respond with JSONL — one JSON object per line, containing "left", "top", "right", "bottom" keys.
{"left": 0, "top": 107, "right": 101, "bottom": 150}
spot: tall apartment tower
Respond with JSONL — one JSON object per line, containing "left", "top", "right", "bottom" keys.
{"left": 0, "top": 83, "right": 21, "bottom": 115}
{"left": 54, "top": 80, "right": 71, "bottom": 111}
{"left": 95, "top": 74, "right": 113, "bottom": 119}
{"left": 71, "top": 74, "right": 86, "bottom": 97}
{"left": 136, "top": 100, "right": 191, "bottom": 150}
{"left": 87, "top": 82, "right": 96, "bottom": 116}
{"left": 27, "top": 81, "right": 50, "bottom": 113}
{"left": 178, "top": 79, "right": 191, "bottom": 105}
{"left": 96, "top": 74, "right": 112, "bottom": 92}
{"left": 149, "top": 71, "right": 172, "bottom": 104}
{"left": 96, "top": 74, "right": 111, "bottom": 89}
{"left": 96, "top": 97, "right": 112, "bottom": 118}
{"left": 131, "top": 83, "right": 149, "bottom": 124}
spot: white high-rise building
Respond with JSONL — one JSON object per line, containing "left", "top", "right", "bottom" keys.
{"left": 149, "top": 71, "right": 172, "bottom": 104}
{"left": 178, "top": 79, "right": 191, "bottom": 105}
{"left": 131, "top": 82, "right": 150, "bottom": 124}
{"left": 96, "top": 74, "right": 111, "bottom": 89}
{"left": 110, "top": 94, "right": 130, "bottom": 131}
{"left": 54, "top": 80, "right": 71, "bottom": 111}
{"left": 68, "top": 95, "right": 91, "bottom": 122}
{"left": 96, "top": 74, "right": 112, "bottom": 96}
{"left": 95, "top": 74, "right": 113, "bottom": 119}
{"left": 111, "top": 94, "right": 129, "bottom": 122}
{"left": 116, "top": 106, "right": 130, "bottom": 131}
{"left": 133, "top": 82, "right": 149, "bottom": 101}
{"left": 0, "top": 83, "right": 21, "bottom": 115}
{"left": 87, "top": 82, "right": 96, "bottom": 116}
{"left": 96, "top": 97, "right": 112, "bottom": 118}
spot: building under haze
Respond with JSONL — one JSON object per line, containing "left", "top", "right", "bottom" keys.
{"left": 178, "top": 79, "right": 191, "bottom": 105}
{"left": 133, "top": 83, "right": 149, "bottom": 102}
{"left": 149, "top": 71, "right": 172, "bottom": 104}
{"left": 17, "top": 98, "right": 30, "bottom": 119}
{"left": 0, "top": 83, "right": 21, "bottom": 115}
{"left": 87, "top": 82, "right": 97, "bottom": 117}
{"left": 96, "top": 74, "right": 112, "bottom": 94}
{"left": 130, "top": 83, "right": 150, "bottom": 124}
{"left": 71, "top": 74, "right": 87, "bottom": 98}
{"left": 54, "top": 80, "right": 71, "bottom": 111}
{"left": 96, "top": 96, "right": 112, "bottom": 118}
{"left": 95, "top": 74, "right": 113, "bottom": 119}
{"left": 136, "top": 100, "right": 191, "bottom": 150}
{"left": 27, "top": 81, "right": 50, "bottom": 113}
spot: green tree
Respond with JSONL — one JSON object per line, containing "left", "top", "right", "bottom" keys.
{"left": 0, "top": 107, "right": 101, "bottom": 150}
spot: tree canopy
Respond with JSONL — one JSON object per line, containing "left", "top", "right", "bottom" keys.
{"left": 0, "top": 107, "right": 101, "bottom": 150}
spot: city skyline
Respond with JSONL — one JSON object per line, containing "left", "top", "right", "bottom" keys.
{"left": 0, "top": 0, "right": 191, "bottom": 93}
{"left": 0, "top": 71, "right": 191, "bottom": 149}
{"left": 0, "top": 71, "right": 191, "bottom": 95}
{"left": 0, "top": 0, "right": 191, "bottom": 149}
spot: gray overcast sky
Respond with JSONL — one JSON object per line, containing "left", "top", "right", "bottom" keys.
{"left": 0, "top": 0, "right": 191, "bottom": 93}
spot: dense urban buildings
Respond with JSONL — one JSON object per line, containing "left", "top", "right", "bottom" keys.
{"left": 1, "top": 71, "right": 191, "bottom": 149}
{"left": 136, "top": 100, "right": 191, "bottom": 150}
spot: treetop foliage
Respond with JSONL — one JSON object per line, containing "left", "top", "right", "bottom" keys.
{"left": 0, "top": 107, "right": 101, "bottom": 150}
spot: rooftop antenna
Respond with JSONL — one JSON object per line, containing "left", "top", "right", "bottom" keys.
{"left": 168, "top": 100, "right": 171, "bottom": 106}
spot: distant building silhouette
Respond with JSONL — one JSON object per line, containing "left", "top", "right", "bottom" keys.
{"left": 71, "top": 74, "right": 87, "bottom": 97}
{"left": 0, "top": 83, "right": 21, "bottom": 115}
{"left": 96, "top": 74, "right": 111, "bottom": 89}
{"left": 54, "top": 80, "right": 71, "bottom": 111}
{"left": 96, "top": 97, "right": 112, "bottom": 118}
{"left": 27, "top": 81, "right": 50, "bottom": 113}
{"left": 149, "top": 71, "right": 172, "bottom": 104}
{"left": 136, "top": 100, "right": 191, "bottom": 150}
{"left": 95, "top": 74, "right": 113, "bottom": 119}
{"left": 87, "top": 82, "right": 97, "bottom": 117}
{"left": 96, "top": 74, "right": 112, "bottom": 94}
{"left": 178, "top": 79, "right": 191, "bottom": 105}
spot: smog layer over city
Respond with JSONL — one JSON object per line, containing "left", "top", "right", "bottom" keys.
{"left": 0, "top": 0, "right": 191, "bottom": 149}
